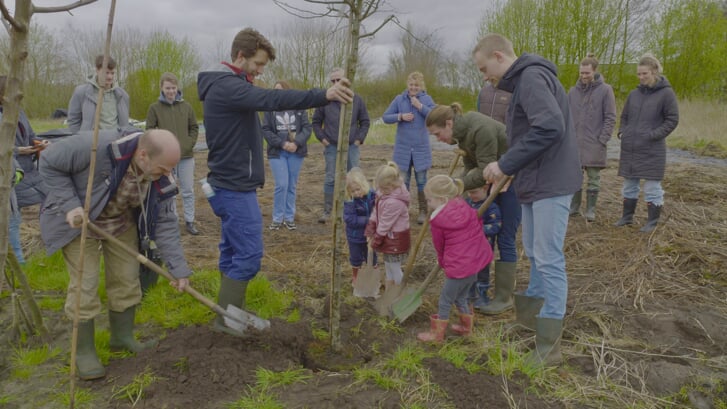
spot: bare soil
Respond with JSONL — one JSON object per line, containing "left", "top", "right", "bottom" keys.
{"left": 1, "top": 143, "right": 726, "bottom": 408}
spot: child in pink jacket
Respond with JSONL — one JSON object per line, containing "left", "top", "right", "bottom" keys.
{"left": 366, "top": 161, "right": 411, "bottom": 291}
{"left": 417, "top": 175, "right": 493, "bottom": 343}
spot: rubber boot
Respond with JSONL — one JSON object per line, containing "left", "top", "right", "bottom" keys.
{"left": 477, "top": 261, "right": 516, "bottom": 315}
{"left": 584, "top": 190, "right": 598, "bottom": 222}
{"left": 569, "top": 190, "right": 582, "bottom": 216}
{"left": 109, "top": 306, "right": 157, "bottom": 353}
{"left": 213, "top": 275, "right": 249, "bottom": 337}
{"left": 416, "top": 315, "right": 448, "bottom": 343}
{"left": 416, "top": 192, "right": 427, "bottom": 225}
{"left": 614, "top": 198, "right": 637, "bottom": 226}
{"left": 76, "top": 319, "right": 105, "bottom": 380}
{"left": 525, "top": 317, "right": 563, "bottom": 367}
{"left": 318, "top": 192, "right": 333, "bottom": 223}
{"left": 450, "top": 313, "right": 474, "bottom": 337}
{"left": 352, "top": 267, "right": 359, "bottom": 283}
{"left": 511, "top": 293, "right": 544, "bottom": 331}
{"left": 640, "top": 202, "right": 662, "bottom": 233}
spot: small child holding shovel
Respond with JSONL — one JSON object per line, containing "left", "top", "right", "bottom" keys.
{"left": 465, "top": 185, "right": 502, "bottom": 310}
{"left": 365, "top": 162, "right": 411, "bottom": 292}
{"left": 343, "top": 167, "right": 377, "bottom": 285}
{"left": 417, "top": 175, "right": 493, "bottom": 343}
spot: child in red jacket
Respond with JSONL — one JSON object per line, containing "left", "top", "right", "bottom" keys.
{"left": 366, "top": 162, "right": 411, "bottom": 292}
{"left": 417, "top": 175, "right": 493, "bottom": 343}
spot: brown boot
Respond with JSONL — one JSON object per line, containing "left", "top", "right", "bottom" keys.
{"left": 417, "top": 314, "right": 448, "bottom": 343}
{"left": 450, "top": 313, "right": 474, "bottom": 337}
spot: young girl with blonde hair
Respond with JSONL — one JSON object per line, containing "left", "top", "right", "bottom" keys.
{"left": 365, "top": 161, "right": 411, "bottom": 291}
{"left": 343, "top": 167, "right": 377, "bottom": 283}
{"left": 417, "top": 175, "right": 492, "bottom": 343}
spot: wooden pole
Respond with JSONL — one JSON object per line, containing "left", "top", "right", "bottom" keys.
{"left": 69, "top": 1, "right": 117, "bottom": 406}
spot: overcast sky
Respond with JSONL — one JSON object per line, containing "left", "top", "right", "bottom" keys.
{"left": 33, "top": 0, "right": 490, "bottom": 73}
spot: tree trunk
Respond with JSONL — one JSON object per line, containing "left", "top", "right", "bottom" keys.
{"left": 0, "top": 0, "right": 32, "bottom": 279}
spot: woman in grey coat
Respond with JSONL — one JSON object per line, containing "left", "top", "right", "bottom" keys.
{"left": 615, "top": 54, "right": 679, "bottom": 232}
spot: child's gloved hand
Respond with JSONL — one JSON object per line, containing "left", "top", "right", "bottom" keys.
{"left": 364, "top": 220, "right": 376, "bottom": 237}
{"left": 371, "top": 234, "right": 384, "bottom": 251}
{"left": 14, "top": 170, "right": 23, "bottom": 186}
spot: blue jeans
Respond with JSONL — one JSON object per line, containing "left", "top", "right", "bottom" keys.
{"left": 403, "top": 159, "right": 428, "bottom": 193}
{"left": 323, "top": 144, "right": 360, "bottom": 194}
{"left": 8, "top": 211, "right": 25, "bottom": 264}
{"left": 495, "top": 184, "right": 521, "bottom": 262}
{"left": 269, "top": 151, "right": 304, "bottom": 223}
{"left": 622, "top": 178, "right": 664, "bottom": 206}
{"left": 207, "top": 188, "right": 263, "bottom": 282}
{"left": 173, "top": 157, "right": 196, "bottom": 223}
{"left": 521, "top": 194, "right": 571, "bottom": 319}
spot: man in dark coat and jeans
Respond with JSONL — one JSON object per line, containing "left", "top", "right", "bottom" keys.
{"left": 475, "top": 33, "right": 582, "bottom": 367}
{"left": 197, "top": 27, "right": 353, "bottom": 336}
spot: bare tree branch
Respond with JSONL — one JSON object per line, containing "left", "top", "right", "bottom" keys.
{"left": 359, "top": 13, "right": 393, "bottom": 39}
{"left": 0, "top": 1, "right": 23, "bottom": 31}
{"left": 272, "top": 0, "right": 338, "bottom": 19}
{"left": 32, "top": 0, "right": 98, "bottom": 14}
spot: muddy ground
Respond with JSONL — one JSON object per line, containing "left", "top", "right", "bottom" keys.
{"left": 1, "top": 142, "right": 726, "bottom": 408}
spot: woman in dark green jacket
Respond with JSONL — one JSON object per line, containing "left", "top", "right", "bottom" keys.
{"left": 426, "top": 103, "right": 521, "bottom": 315}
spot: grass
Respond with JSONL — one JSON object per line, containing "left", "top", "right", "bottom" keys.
{"left": 56, "top": 387, "right": 97, "bottom": 409}
{"left": 10, "top": 345, "right": 62, "bottom": 379}
{"left": 110, "top": 368, "right": 162, "bottom": 406}
{"left": 226, "top": 366, "right": 310, "bottom": 409}
{"left": 665, "top": 99, "right": 727, "bottom": 158}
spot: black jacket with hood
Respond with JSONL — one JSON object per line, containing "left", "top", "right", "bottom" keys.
{"left": 197, "top": 64, "right": 329, "bottom": 192}
{"left": 496, "top": 53, "right": 582, "bottom": 204}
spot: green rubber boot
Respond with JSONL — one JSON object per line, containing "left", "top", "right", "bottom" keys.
{"left": 511, "top": 293, "right": 544, "bottom": 331}
{"left": 109, "top": 306, "right": 157, "bottom": 353}
{"left": 476, "top": 261, "right": 516, "bottom": 315}
{"left": 525, "top": 317, "right": 563, "bottom": 367}
{"left": 584, "top": 190, "right": 598, "bottom": 222}
{"left": 212, "top": 275, "right": 249, "bottom": 337}
{"left": 569, "top": 190, "right": 582, "bottom": 216}
{"left": 76, "top": 319, "right": 105, "bottom": 380}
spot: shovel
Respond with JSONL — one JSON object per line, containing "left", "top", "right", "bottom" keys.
{"left": 390, "top": 176, "right": 512, "bottom": 323}
{"left": 80, "top": 218, "right": 270, "bottom": 335}
{"left": 372, "top": 149, "right": 465, "bottom": 315}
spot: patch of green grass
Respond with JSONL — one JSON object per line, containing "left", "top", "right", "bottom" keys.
{"left": 374, "top": 316, "right": 405, "bottom": 334}
{"left": 353, "top": 367, "right": 404, "bottom": 390}
{"left": 10, "top": 345, "right": 62, "bottom": 379}
{"left": 365, "top": 122, "right": 397, "bottom": 145}
{"left": 137, "top": 270, "right": 295, "bottom": 328}
{"left": 110, "top": 368, "right": 162, "bottom": 406}
{"left": 255, "top": 366, "right": 310, "bottom": 390}
{"left": 173, "top": 357, "right": 190, "bottom": 373}
{"left": 24, "top": 251, "right": 70, "bottom": 292}
{"left": 56, "top": 387, "right": 97, "bottom": 409}
{"left": 384, "top": 344, "right": 431, "bottom": 377}
{"left": 30, "top": 118, "right": 67, "bottom": 133}
{"left": 285, "top": 308, "right": 300, "bottom": 323}
{"left": 438, "top": 341, "right": 485, "bottom": 374}
{"left": 226, "top": 386, "right": 285, "bottom": 409}
{"left": 37, "top": 296, "right": 65, "bottom": 311}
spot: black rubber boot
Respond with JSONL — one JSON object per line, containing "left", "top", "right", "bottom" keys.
{"left": 614, "top": 198, "right": 637, "bottom": 226}
{"left": 585, "top": 190, "right": 598, "bottom": 222}
{"left": 640, "top": 202, "right": 662, "bottom": 232}
{"left": 525, "top": 317, "right": 563, "bottom": 367}
{"left": 213, "top": 275, "right": 249, "bottom": 337}
{"left": 76, "top": 319, "right": 105, "bottom": 380}
{"left": 318, "top": 192, "right": 333, "bottom": 223}
{"left": 569, "top": 190, "right": 582, "bottom": 216}
{"left": 109, "top": 306, "right": 157, "bottom": 353}
{"left": 477, "top": 261, "right": 516, "bottom": 315}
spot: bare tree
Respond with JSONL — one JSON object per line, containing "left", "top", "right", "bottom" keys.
{"left": 273, "top": 0, "right": 394, "bottom": 351}
{"left": 0, "top": 0, "right": 98, "bottom": 289}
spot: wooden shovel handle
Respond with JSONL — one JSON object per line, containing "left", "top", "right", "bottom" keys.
{"left": 76, "top": 216, "right": 238, "bottom": 322}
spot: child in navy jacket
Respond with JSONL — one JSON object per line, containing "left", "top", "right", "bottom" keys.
{"left": 465, "top": 185, "right": 502, "bottom": 311}
{"left": 343, "top": 168, "right": 377, "bottom": 283}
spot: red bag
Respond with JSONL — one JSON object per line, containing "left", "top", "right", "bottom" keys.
{"left": 372, "top": 229, "right": 411, "bottom": 255}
